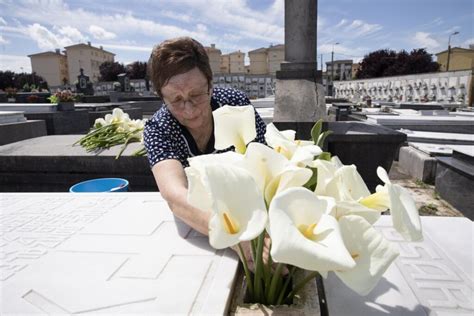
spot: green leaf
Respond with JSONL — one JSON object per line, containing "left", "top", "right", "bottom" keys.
{"left": 310, "top": 120, "right": 323, "bottom": 143}
{"left": 318, "top": 152, "right": 332, "bottom": 161}
{"left": 303, "top": 167, "right": 318, "bottom": 191}
{"left": 317, "top": 130, "right": 333, "bottom": 148}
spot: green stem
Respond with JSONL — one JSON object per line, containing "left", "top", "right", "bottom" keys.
{"left": 266, "top": 263, "right": 284, "bottom": 305}
{"left": 253, "top": 232, "right": 265, "bottom": 303}
{"left": 237, "top": 243, "right": 254, "bottom": 299}
{"left": 285, "top": 271, "right": 319, "bottom": 303}
{"left": 276, "top": 266, "right": 296, "bottom": 305}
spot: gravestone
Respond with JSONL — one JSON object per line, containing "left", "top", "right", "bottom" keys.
{"left": 0, "top": 111, "right": 47, "bottom": 145}
{"left": 76, "top": 68, "right": 94, "bottom": 95}
{"left": 436, "top": 149, "right": 474, "bottom": 219}
{"left": 117, "top": 73, "right": 131, "bottom": 92}
{"left": 0, "top": 135, "right": 155, "bottom": 192}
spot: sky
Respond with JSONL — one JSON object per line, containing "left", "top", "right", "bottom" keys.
{"left": 0, "top": 0, "right": 473, "bottom": 73}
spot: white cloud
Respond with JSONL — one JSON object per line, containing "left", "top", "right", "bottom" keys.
{"left": 57, "top": 25, "right": 86, "bottom": 42}
{"left": 98, "top": 43, "right": 152, "bottom": 52}
{"left": 344, "top": 19, "right": 382, "bottom": 37}
{"left": 0, "top": 35, "right": 9, "bottom": 44}
{"left": 412, "top": 32, "right": 440, "bottom": 50}
{"left": 463, "top": 38, "right": 474, "bottom": 47}
{"left": 0, "top": 54, "right": 31, "bottom": 72}
{"left": 27, "top": 23, "right": 78, "bottom": 50}
{"left": 160, "top": 10, "right": 193, "bottom": 23}
{"left": 335, "top": 19, "right": 347, "bottom": 28}
{"left": 0, "top": 17, "right": 7, "bottom": 25}
{"left": 89, "top": 25, "right": 116, "bottom": 40}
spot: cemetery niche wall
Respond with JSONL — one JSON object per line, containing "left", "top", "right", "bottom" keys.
{"left": 334, "top": 70, "right": 473, "bottom": 107}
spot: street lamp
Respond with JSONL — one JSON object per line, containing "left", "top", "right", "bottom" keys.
{"left": 331, "top": 42, "right": 340, "bottom": 82}
{"left": 446, "top": 31, "right": 459, "bottom": 71}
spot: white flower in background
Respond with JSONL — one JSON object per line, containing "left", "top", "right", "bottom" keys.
{"left": 105, "top": 108, "right": 131, "bottom": 125}
{"left": 94, "top": 118, "right": 106, "bottom": 128}
{"left": 244, "top": 142, "right": 312, "bottom": 204}
{"left": 202, "top": 164, "right": 267, "bottom": 249}
{"left": 265, "top": 123, "right": 322, "bottom": 167}
{"left": 312, "top": 156, "right": 343, "bottom": 196}
{"left": 268, "top": 187, "right": 356, "bottom": 272}
{"left": 377, "top": 167, "right": 423, "bottom": 242}
{"left": 213, "top": 105, "right": 256, "bottom": 154}
{"left": 336, "top": 215, "right": 399, "bottom": 295}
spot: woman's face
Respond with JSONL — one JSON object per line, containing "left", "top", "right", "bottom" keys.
{"left": 161, "top": 67, "right": 212, "bottom": 131}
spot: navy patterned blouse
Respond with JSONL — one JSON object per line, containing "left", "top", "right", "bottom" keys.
{"left": 144, "top": 87, "right": 267, "bottom": 168}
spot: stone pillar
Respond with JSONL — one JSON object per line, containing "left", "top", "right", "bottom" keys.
{"left": 273, "top": 0, "right": 326, "bottom": 123}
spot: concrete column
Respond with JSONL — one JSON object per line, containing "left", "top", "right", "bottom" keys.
{"left": 273, "top": 0, "right": 327, "bottom": 123}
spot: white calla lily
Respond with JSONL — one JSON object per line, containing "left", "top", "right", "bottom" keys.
{"left": 186, "top": 151, "right": 246, "bottom": 214}
{"left": 268, "top": 187, "right": 356, "bottom": 272}
{"left": 377, "top": 167, "right": 423, "bottom": 242}
{"left": 203, "top": 164, "right": 268, "bottom": 249}
{"left": 314, "top": 161, "right": 388, "bottom": 223}
{"left": 94, "top": 118, "right": 107, "bottom": 128}
{"left": 335, "top": 215, "right": 399, "bottom": 295}
{"left": 265, "top": 123, "right": 322, "bottom": 166}
{"left": 186, "top": 159, "right": 268, "bottom": 249}
{"left": 213, "top": 105, "right": 256, "bottom": 154}
{"left": 244, "top": 142, "right": 312, "bottom": 204}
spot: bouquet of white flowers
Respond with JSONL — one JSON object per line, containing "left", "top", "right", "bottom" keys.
{"left": 185, "top": 105, "right": 423, "bottom": 305}
{"left": 74, "top": 108, "right": 147, "bottom": 159}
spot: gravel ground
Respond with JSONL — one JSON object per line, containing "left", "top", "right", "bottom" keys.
{"left": 388, "top": 161, "right": 464, "bottom": 217}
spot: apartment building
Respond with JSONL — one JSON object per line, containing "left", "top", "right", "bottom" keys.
{"left": 64, "top": 42, "right": 115, "bottom": 83}
{"left": 204, "top": 44, "right": 222, "bottom": 74}
{"left": 326, "top": 59, "right": 353, "bottom": 81}
{"left": 436, "top": 47, "right": 474, "bottom": 71}
{"left": 248, "top": 47, "right": 268, "bottom": 75}
{"left": 248, "top": 44, "right": 285, "bottom": 75}
{"left": 28, "top": 49, "right": 69, "bottom": 86}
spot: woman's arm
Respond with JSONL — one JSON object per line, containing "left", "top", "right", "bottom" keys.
{"left": 151, "top": 159, "right": 210, "bottom": 236}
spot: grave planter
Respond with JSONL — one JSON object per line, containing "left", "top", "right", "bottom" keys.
{"left": 57, "top": 101, "right": 75, "bottom": 111}
{"left": 229, "top": 268, "right": 324, "bottom": 315}
{"left": 273, "top": 121, "right": 406, "bottom": 191}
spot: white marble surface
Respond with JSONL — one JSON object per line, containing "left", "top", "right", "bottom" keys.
{"left": 0, "top": 193, "right": 238, "bottom": 315}
{"left": 0, "top": 111, "right": 27, "bottom": 124}
{"left": 0, "top": 103, "right": 57, "bottom": 113}
{"left": 409, "top": 142, "right": 474, "bottom": 156}
{"left": 2, "top": 193, "right": 472, "bottom": 316}
{"left": 326, "top": 215, "right": 473, "bottom": 316}
{"left": 399, "top": 130, "right": 474, "bottom": 143}
{"left": 367, "top": 115, "right": 474, "bottom": 125}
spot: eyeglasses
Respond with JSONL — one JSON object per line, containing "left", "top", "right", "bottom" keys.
{"left": 165, "top": 91, "right": 210, "bottom": 110}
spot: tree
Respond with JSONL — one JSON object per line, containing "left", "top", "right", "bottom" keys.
{"left": 127, "top": 61, "right": 147, "bottom": 79}
{"left": 0, "top": 71, "right": 47, "bottom": 91}
{"left": 99, "top": 61, "right": 126, "bottom": 81}
{"left": 356, "top": 48, "right": 439, "bottom": 79}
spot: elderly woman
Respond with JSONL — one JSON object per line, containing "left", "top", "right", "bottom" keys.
{"left": 144, "top": 37, "right": 267, "bottom": 238}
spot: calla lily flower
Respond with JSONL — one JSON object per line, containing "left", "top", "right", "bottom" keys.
{"left": 186, "top": 164, "right": 267, "bottom": 249}
{"left": 268, "top": 187, "right": 356, "bottom": 272}
{"left": 213, "top": 105, "right": 256, "bottom": 154}
{"left": 244, "top": 142, "right": 312, "bottom": 204}
{"left": 265, "top": 123, "right": 322, "bottom": 167}
{"left": 377, "top": 167, "right": 423, "bottom": 242}
{"left": 105, "top": 108, "right": 131, "bottom": 125}
{"left": 186, "top": 152, "right": 245, "bottom": 213}
{"left": 314, "top": 160, "right": 388, "bottom": 224}
{"left": 335, "top": 215, "right": 399, "bottom": 295}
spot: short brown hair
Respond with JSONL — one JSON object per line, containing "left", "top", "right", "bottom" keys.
{"left": 148, "top": 37, "right": 212, "bottom": 97}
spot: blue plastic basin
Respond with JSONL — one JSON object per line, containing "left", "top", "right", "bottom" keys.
{"left": 69, "top": 178, "right": 129, "bottom": 193}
